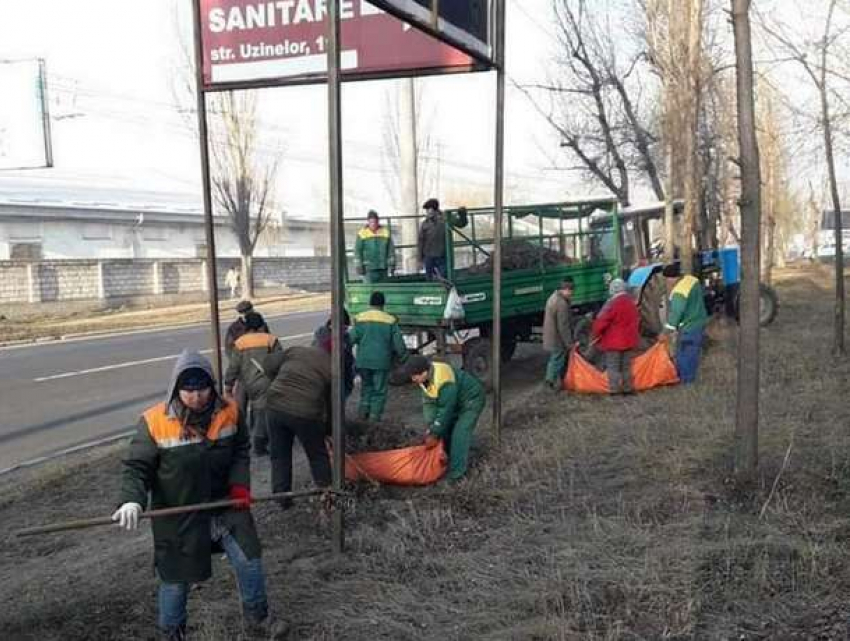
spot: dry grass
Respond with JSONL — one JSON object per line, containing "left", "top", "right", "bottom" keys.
{"left": 0, "top": 267, "right": 848, "bottom": 640}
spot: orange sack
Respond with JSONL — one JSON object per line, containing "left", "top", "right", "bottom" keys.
{"left": 564, "top": 340, "right": 679, "bottom": 393}
{"left": 344, "top": 443, "right": 448, "bottom": 486}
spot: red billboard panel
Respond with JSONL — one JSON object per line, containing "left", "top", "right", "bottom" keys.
{"left": 200, "top": 0, "right": 480, "bottom": 89}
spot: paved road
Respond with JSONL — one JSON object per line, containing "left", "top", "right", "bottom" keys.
{"left": 0, "top": 310, "right": 327, "bottom": 474}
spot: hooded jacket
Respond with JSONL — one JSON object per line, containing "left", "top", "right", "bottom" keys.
{"left": 118, "top": 351, "right": 260, "bottom": 583}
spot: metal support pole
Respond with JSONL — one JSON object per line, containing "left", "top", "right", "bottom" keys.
{"left": 326, "top": 0, "right": 346, "bottom": 554}
{"left": 191, "top": 0, "right": 224, "bottom": 386}
{"left": 491, "top": 0, "right": 506, "bottom": 445}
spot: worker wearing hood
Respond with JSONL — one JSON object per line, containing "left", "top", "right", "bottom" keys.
{"left": 113, "top": 351, "right": 277, "bottom": 640}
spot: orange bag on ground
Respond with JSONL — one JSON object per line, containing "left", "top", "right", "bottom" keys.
{"left": 564, "top": 340, "right": 679, "bottom": 394}
{"left": 344, "top": 443, "right": 447, "bottom": 486}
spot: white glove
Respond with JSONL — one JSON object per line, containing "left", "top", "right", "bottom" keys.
{"left": 111, "top": 502, "right": 143, "bottom": 530}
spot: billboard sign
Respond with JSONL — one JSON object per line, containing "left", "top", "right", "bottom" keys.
{"left": 367, "top": 0, "right": 493, "bottom": 62}
{"left": 200, "top": 0, "right": 483, "bottom": 89}
{"left": 0, "top": 59, "right": 53, "bottom": 170}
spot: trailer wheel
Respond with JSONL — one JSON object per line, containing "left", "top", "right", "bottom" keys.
{"left": 462, "top": 337, "right": 493, "bottom": 389}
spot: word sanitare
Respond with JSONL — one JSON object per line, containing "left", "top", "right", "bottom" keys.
{"left": 208, "top": 0, "right": 381, "bottom": 33}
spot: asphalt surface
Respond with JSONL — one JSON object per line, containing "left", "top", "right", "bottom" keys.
{"left": 0, "top": 309, "right": 327, "bottom": 474}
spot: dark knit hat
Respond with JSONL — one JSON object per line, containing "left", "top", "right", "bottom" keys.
{"left": 402, "top": 355, "right": 430, "bottom": 378}
{"left": 369, "top": 291, "right": 385, "bottom": 307}
{"left": 236, "top": 300, "right": 253, "bottom": 314}
{"left": 367, "top": 209, "right": 379, "bottom": 220}
{"left": 662, "top": 262, "right": 682, "bottom": 278}
{"left": 243, "top": 311, "right": 265, "bottom": 331}
{"left": 177, "top": 367, "right": 213, "bottom": 391}
{"left": 422, "top": 198, "right": 440, "bottom": 210}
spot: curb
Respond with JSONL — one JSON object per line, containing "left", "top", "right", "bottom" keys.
{"left": 0, "top": 429, "right": 135, "bottom": 478}
{"left": 0, "top": 294, "right": 330, "bottom": 349}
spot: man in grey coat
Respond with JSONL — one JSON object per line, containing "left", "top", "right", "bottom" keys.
{"left": 542, "top": 278, "right": 575, "bottom": 390}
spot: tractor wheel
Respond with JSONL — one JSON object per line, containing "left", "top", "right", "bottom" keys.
{"left": 734, "top": 283, "right": 779, "bottom": 327}
{"left": 758, "top": 284, "right": 779, "bottom": 326}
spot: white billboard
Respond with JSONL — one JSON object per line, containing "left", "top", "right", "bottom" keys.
{"left": 0, "top": 59, "right": 53, "bottom": 170}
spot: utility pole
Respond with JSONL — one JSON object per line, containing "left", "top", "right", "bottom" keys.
{"left": 399, "top": 77, "right": 420, "bottom": 273}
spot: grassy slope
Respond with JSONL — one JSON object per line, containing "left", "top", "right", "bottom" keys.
{"left": 1, "top": 269, "right": 848, "bottom": 640}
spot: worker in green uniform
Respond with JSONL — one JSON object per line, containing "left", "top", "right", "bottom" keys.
{"left": 350, "top": 291, "right": 408, "bottom": 422}
{"left": 354, "top": 210, "right": 395, "bottom": 283}
{"left": 402, "top": 355, "right": 486, "bottom": 482}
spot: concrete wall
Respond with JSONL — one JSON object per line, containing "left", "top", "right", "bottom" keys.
{"left": 0, "top": 256, "right": 331, "bottom": 306}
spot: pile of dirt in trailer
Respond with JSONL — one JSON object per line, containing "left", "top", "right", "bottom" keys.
{"left": 466, "top": 239, "right": 574, "bottom": 274}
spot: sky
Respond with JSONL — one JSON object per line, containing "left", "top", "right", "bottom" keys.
{"left": 0, "top": 0, "right": 589, "bottom": 220}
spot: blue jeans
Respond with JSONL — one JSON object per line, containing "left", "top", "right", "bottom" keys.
{"left": 424, "top": 256, "right": 446, "bottom": 279}
{"left": 676, "top": 327, "right": 705, "bottom": 384}
{"left": 158, "top": 517, "right": 268, "bottom": 633}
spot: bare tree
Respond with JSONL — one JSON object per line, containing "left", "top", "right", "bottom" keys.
{"left": 171, "top": 10, "right": 281, "bottom": 300}
{"left": 760, "top": 0, "right": 848, "bottom": 355}
{"left": 731, "top": 0, "right": 762, "bottom": 479}
{"left": 519, "top": 0, "right": 665, "bottom": 207}
{"left": 209, "top": 92, "right": 279, "bottom": 300}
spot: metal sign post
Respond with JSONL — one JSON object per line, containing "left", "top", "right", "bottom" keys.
{"left": 191, "top": 0, "right": 224, "bottom": 386}
{"left": 491, "top": 0, "right": 506, "bottom": 445}
{"left": 326, "top": 0, "right": 346, "bottom": 555}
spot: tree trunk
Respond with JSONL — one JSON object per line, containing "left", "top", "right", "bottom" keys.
{"left": 681, "top": 0, "right": 704, "bottom": 274}
{"left": 241, "top": 253, "right": 254, "bottom": 300}
{"left": 731, "top": 0, "right": 761, "bottom": 480}
{"left": 399, "top": 78, "right": 420, "bottom": 274}
{"left": 818, "top": 50, "right": 845, "bottom": 354}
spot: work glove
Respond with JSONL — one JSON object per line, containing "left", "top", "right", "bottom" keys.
{"left": 111, "top": 502, "right": 143, "bottom": 531}
{"left": 229, "top": 484, "right": 252, "bottom": 511}
{"left": 424, "top": 434, "right": 441, "bottom": 450}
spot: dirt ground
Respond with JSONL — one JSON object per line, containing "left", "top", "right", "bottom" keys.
{"left": 1, "top": 267, "right": 849, "bottom": 640}
{"left": 0, "top": 291, "right": 329, "bottom": 345}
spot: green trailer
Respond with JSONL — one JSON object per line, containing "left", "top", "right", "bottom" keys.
{"left": 344, "top": 198, "right": 624, "bottom": 383}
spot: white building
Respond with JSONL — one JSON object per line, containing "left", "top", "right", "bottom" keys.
{"left": 0, "top": 175, "right": 353, "bottom": 260}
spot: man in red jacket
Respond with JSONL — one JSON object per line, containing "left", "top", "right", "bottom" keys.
{"left": 591, "top": 278, "right": 640, "bottom": 394}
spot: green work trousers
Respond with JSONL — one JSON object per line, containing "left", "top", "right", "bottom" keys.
{"left": 363, "top": 269, "right": 387, "bottom": 283}
{"left": 358, "top": 368, "right": 390, "bottom": 421}
{"left": 442, "top": 397, "right": 486, "bottom": 480}
{"left": 545, "top": 350, "right": 567, "bottom": 387}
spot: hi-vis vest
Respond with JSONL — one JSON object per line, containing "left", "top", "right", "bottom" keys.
{"left": 355, "top": 309, "right": 396, "bottom": 325}
{"left": 358, "top": 226, "right": 391, "bottom": 242}
{"left": 422, "top": 362, "right": 456, "bottom": 399}
{"left": 143, "top": 401, "right": 238, "bottom": 450}
{"left": 234, "top": 333, "right": 276, "bottom": 351}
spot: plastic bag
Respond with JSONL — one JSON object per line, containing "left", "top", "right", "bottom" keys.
{"left": 345, "top": 443, "right": 447, "bottom": 486}
{"left": 443, "top": 287, "right": 465, "bottom": 320}
{"left": 564, "top": 339, "right": 679, "bottom": 393}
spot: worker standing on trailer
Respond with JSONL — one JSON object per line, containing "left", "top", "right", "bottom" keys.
{"left": 354, "top": 209, "right": 395, "bottom": 283}
{"left": 350, "top": 291, "right": 408, "bottom": 422}
{"left": 224, "top": 311, "right": 280, "bottom": 456}
{"left": 403, "top": 355, "right": 486, "bottom": 483}
{"left": 542, "top": 277, "right": 575, "bottom": 391}
{"left": 662, "top": 263, "right": 709, "bottom": 383}
{"left": 112, "top": 351, "right": 282, "bottom": 640}
{"left": 418, "top": 198, "right": 447, "bottom": 279}
{"left": 591, "top": 278, "right": 640, "bottom": 394}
